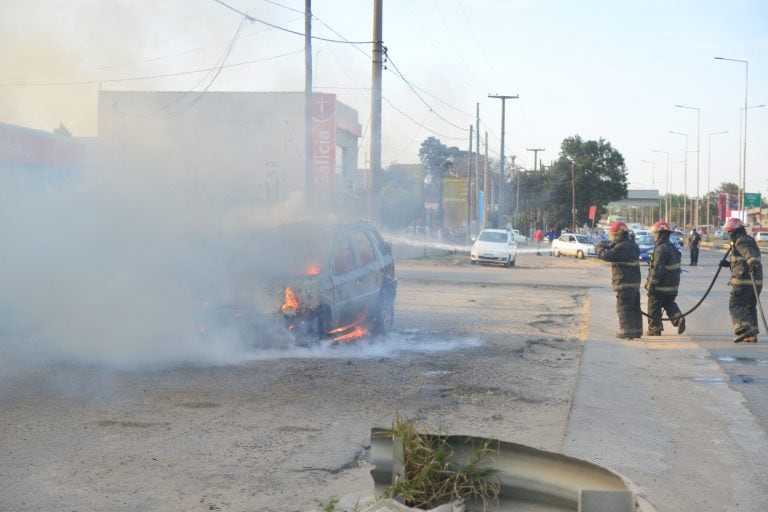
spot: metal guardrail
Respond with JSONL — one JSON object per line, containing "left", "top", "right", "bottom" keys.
{"left": 370, "top": 428, "right": 655, "bottom": 512}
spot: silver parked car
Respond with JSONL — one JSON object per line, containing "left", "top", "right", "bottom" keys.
{"left": 551, "top": 233, "right": 596, "bottom": 259}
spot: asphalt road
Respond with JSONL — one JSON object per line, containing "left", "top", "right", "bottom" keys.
{"left": 676, "top": 248, "right": 768, "bottom": 429}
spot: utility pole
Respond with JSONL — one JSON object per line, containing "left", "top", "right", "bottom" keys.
{"left": 526, "top": 148, "right": 545, "bottom": 171}
{"left": 475, "top": 103, "right": 480, "bottom": 230}
{"left": 369, "top": 0, "right": 383, "bottom": 222}
{"left": 483, "top": 131, "right": 488, "bottom": 230}
{"left": 304, "top": 0, "right": 313, "bottom": 205}
{"left": 571, "top": 160, "right": 577, "bottom": 232}
{"left": 466, "top": 125, "right": 473, "bottom": 245}
{"left": 488, "top": 93, "right": 519, "bottom": 228}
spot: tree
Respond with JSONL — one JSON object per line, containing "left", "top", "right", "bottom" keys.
{"left": 418, "top": 137, "right": 460, "bottom": 230}
{"left": 53, "top": 122, "right": 72, "bottom": 137}
{"left": 544, "top": 136, "right": 628, "bottom": 230}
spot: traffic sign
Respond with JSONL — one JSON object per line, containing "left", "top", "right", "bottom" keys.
{"left": 744, "top": 193, "right": 761, "bottom": 208}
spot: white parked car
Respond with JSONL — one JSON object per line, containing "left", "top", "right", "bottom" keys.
{"left": 470, "top": 229, "right": 517, "bottom": 267}
{"left": 551, "top": 233, "right": 596, "bottom": 259}
{"left": 510, "top": 229, "right": 528, "bottom": 244}
{"left": 754, "top": 232, "right": 768, "bottom": 243}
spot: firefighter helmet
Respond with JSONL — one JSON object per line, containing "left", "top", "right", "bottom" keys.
{"left": 609, "top": 221, "right": 629, "bottom": 235}
{"left": 650, "top": 221, "right": 672, "bottom": 234}
{"left": 723, "top": 217, "right": 743, "bottom": 233}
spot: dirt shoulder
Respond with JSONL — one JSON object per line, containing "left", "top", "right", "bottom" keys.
{"left": 0, "top": 256, "right": 590, "bottom": 512}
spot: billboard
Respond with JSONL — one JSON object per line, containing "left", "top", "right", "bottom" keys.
{"left": 443, "top": 178, "right": 467, "bottom": 227}
{"left": 311, "top": 93, "right": 336, "bottom": 191}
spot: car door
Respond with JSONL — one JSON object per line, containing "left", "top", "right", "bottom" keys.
{"left": 330, "top": 233, "right": 360, "bottom": 327}
{"left": 349, "top": 228, "right": 383, "bottom": 316}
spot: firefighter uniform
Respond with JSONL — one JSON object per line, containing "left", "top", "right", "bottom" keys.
{"left": 722, "top": 227, "right": 763, "bottom": 343}
{"left": 646, "top": 229, "right": 684, "bottom": 335}
{"left": 597, "top": 224, "right": 643, "bottom": 339}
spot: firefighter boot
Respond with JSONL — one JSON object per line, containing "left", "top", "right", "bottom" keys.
{"left": 675, "top": 315, "right": 686, "bottom": 335}
{"left": 733, "top": 327, "right": 756, "bottom": 344}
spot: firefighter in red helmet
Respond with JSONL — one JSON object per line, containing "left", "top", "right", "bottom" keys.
{"left": 596, "top": 220, "right": 643, "bottom": 339}
{"left": 645, "top": 221, "right": 685, "bottom": 336}
{"left": 720, "top": 218, "right": 762, "bottom": 343}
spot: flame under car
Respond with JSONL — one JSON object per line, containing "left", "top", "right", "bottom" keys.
{"left": 201, "top": 221, "right": 396, "bottom": 344}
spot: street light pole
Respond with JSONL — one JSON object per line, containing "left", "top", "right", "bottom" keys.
{"left": 652, "top": 149, "right": 670, "bottom": 219}
{"left": 707, "top": 130, "right": 728, "bottom": 228}
{"left": 715, "top": 57, "right": 748, "bottom": 215}
{"left": 675, "top": 105, "right": 701, "bottom": 226}
{"left": 526, "top": 148, "right": 545, "bottom": 171}
{"left": 641, "top": 159, "right": 657, "bottom": 220}
{"left": 669, "top": 130, "right": 689, "bottom": 228}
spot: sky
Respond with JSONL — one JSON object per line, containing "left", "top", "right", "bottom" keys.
{"left": 1, "top": 0, "right": 767, "bottom": 200}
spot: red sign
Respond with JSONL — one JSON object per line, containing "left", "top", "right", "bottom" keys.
{"left": 588, "top": 205, "right": 597, "bottom": 220}
{"left": 311, "top": 93, "right": 336, "bottom": 191}
{"left": 0, "top": 123, "right": 84, "bottom": 169}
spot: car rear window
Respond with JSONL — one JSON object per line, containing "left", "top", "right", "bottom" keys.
{"left": 478, "top": 231, "right": 507, "bottom": 243}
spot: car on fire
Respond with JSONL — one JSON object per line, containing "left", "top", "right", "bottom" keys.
{"left": 470, "top": 229, "right": 517, "bottom": 267}
{"left": 200, "top": 221, "right": 397, "bottom": 343}
{"left": 551, "top": 233, "right": 596, "bottom": 259}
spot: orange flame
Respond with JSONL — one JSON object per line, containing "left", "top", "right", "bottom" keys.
{"left": 280, "top": 287, "right": 299, "bottom": 315}
{"left": 306, "top": 262, "right": 321, "bottom": 275}
{"left": 329, "top": 315, "right": 368, "bottom": 343}
{"left": 333, "top": 325, "right": 368, "bottom": 343}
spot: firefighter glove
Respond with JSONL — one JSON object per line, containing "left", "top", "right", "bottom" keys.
{"left": 644, "top": 282, "right": 654, "bottom": 293}
{"left": 748, "top": 258, "right": 760, "bottom": 271}
{"left": 719, "top": 260, "right": 731, "bottom": 268}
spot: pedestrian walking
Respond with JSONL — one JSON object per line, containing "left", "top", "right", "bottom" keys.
{"left": 645, "top": 221, "right": 686, "bottom": 336}
{"left": 596, "top": 221, "right": 643, "bottom": 339}
{"left": 533, "top": 228, "right": 543, "bottom": 255}
{"left": 688, "top": 228, "right": 701, "bottom": 266}
{"left": 719, "top": 218, "right": 763, "bottom": 343}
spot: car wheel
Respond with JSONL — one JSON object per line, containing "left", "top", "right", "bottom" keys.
{"left": 372, "top": 292, "right": 395, "bottom": 334}
{"left": 509, "top": 256, "right": 516, "bottom": 267}
{"left": 577, "top": 250, "right": 585, "bottom": 259}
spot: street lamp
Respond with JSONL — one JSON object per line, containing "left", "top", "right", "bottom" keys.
{"left": 714, "top": 56, "right": 748, "bottom": 214}
{"left": 641, "top": 159, "right": 658, "bottom": 221}
{"left": 738, "top": 104, "right": 766, "bottom": 218}
{"left": 652, "top": 149, "right": 670, "bottom": 219}
{"left": 675, "top": 105, "right": 701, "bottom": 226}
{"left": 670, "top": 160, "right": 685, "bottom": 227}
{"left": 668, "top": 130, "right": 689, "bottom": 227}
{"left": 707, "top": 130, "right": 728, "bottom": 229}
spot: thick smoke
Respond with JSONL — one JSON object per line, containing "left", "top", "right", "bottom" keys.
{"left": 0, "top": 154, "right": 319, "bottom": 376}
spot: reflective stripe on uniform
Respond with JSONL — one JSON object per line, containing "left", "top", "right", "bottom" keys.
{"left": 730, "top": 279, "right": 763, "bottom": 286}
{"left": 616, "top": 282, "right": 641, "bottom": 289}
{"left": 616, "top": 261, "right": 640, "bottom": 267}
{"left": 665, "top": 263, "right": 681, "bottom": 271}
{"left": 654, "top": 286, "right": 679, "bottom": 293}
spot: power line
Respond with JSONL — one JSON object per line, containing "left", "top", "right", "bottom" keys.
{"left": 212, "top": 0, "right": 256, "bottom": 21}
{"left": 386, "top": 51, "right": 470, "bottom": 133}
{"left": 0, "top": 50, "right": 304, "bottom": 87}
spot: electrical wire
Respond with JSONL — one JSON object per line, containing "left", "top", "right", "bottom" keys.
{"left": 159, "top": 16, "right": 248, "bottom": 114}
{"left": 433, "top": 0, "right": 479, "bottom": 89}
{"left": 386, "top": 51, "right": 470, "bottom": 133}
{"left": 0, "top": 50, "right": 304, "bottom": 87}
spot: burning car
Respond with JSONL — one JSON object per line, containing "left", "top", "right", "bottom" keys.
{"left": 200, "top": 221, "right": 396, "bottom": 344}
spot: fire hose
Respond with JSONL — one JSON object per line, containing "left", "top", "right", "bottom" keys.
{"left": 640, "top": 247, "right": 731, "bottom": 322}
{"left": 749, "top": 268, "right": 768, "bottom": 334}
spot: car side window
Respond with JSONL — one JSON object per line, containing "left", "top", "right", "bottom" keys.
{"left": 332, "top": 236, "right": 357, "bottom": 276}
{"left": 351, "top": 230, "right": 377, "bottom": 267}
{"left": 370, "top": 229, "right": 390, "bottom": 256}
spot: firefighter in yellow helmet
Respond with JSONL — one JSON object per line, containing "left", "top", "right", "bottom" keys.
{"left": 596, "top": 221, "right": 643, "bottom": 339}
{"left": 645, "top": 221, "right": 685, "bottom": 336}
{"left": 720, "top": 217, "right": 762, "bottom": 343}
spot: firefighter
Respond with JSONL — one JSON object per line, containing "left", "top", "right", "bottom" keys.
{"left": 596, "top": 221, "right": 643, "bottom": 339}
{"left": 719, "top": 217, "right": 763, "bottom": 343}
{"left": 688, "top": 228, "right": 701, "bottom": 266}
{"left": 645, "top": 221, "right": 685, "bottom": 336}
